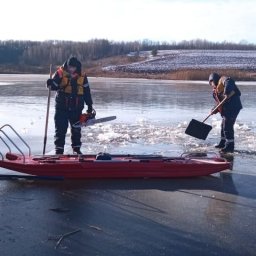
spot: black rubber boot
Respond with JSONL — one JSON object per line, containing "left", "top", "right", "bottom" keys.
{"left": 73, "top": 148, "right": 83, "bottom": 155}
{"left": 55, "top": 149, "right": 64, "bottom": 155}
{"left": 220, "top": 142, "right": 234, "bottom": 153}
{"left": 215, "top": 140, "right": 226, "bottom": 149}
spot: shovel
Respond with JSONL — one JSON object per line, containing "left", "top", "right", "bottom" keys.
{"left": 185, "top": 98, "right": 226, "bottom": 140}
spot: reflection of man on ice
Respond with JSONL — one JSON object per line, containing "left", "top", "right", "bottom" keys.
{"left": 46, "top": 56, "right": 94, "bottom": 155}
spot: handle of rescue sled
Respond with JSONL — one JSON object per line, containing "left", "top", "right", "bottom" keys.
{"left": 202, "top": 97, "right": 227, "bottom": 123}
{"left": 43, "top": 64, "right": 52, "bottom": 155}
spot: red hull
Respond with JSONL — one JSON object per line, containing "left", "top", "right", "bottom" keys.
{"left": 0, "top": 153, "right": 230, "bottom": 179}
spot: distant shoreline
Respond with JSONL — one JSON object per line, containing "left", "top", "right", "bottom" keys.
{"left": 1, "top": 50, "right": 256, "bottom": 81}
{"left": 88, "top": 69, "right": 256, "bottom": 81}
{"left": 1, "top": 48, "right": 256, "bottom": 81}
{"left": 0, "top": 68, "right": 255, "bottom": 81}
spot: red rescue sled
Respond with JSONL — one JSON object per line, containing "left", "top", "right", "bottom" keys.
{"left": 0, "top": 152, "right": 230, "bottom": 179}
{"left": 0, "top": 124, "right": 230, "bottom": 179}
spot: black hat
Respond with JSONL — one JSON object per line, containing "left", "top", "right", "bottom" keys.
{"left": 66, "top": 56, "right": 82, "bottom": 74}
{"left": 209, "top": 72, "right": 220, "bottom": 85}
{"left": 67, "top": 56, "right": 80, "bottom": 68}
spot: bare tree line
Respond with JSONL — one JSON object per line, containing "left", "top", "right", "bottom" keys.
{"left": 1, "top": 39, "right": 256, "bottom": 66}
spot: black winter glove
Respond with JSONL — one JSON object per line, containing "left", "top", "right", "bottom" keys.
{"left": 46, "top": 79, "right": 54, "bottom": 88}
{"left": 87, "top": 105, "right": 93, "bottom": 113}
{"left": 211, "top": 106, "right": 219, "bottom": 115}
{"left": 86, "top": 108, "right": 96, "bottom": 119}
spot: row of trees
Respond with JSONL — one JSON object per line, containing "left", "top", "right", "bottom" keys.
{"left": 1, "top": 39, "right": 256, "bottom": 66}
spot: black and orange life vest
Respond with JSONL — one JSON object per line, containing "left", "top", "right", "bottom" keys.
{"left": 56, "top": 67, "right": 84, "bottom": 95}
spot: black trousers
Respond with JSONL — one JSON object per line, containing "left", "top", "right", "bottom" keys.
{"left": 54, "top": 109, "right": 82, "bottom": 151}
{"left": 221, "top": 110, "right": 240, "bottom": 143}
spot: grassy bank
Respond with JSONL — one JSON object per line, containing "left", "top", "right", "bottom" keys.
{"left": 87, "top": 68, "right": 256, "bottom": 81}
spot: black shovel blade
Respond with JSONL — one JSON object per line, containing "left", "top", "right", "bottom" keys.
{"left": 185, "top": 119, "right": 212, "bottom": 140}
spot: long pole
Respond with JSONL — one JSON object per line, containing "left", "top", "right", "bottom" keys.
{"left": 43, "top": 64, "right": 52, "bottom": 155}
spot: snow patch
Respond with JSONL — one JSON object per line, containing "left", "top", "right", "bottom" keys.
{"left": 103, "top": 50, "right": 256, "bottom": 73}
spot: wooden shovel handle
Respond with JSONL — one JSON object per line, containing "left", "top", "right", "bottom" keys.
{"left": 202, "top": 97, "right": 227, "bottom": 123}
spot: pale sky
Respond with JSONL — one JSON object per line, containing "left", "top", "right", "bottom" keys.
{"left": 1, "top": 0, "right": 256, "bottom": 43}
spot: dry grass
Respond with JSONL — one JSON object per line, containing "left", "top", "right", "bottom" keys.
{"left": 87, "top": 67, "right": 256, "bottom": 81}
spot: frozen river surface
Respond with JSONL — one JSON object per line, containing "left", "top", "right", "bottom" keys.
{"left": 0, "top": 75, "right": 256, "bottom": 256}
